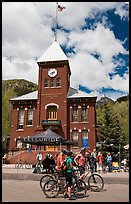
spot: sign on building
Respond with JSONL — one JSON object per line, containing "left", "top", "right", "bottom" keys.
{"left": 82, "top": 137, "right": 88, "bottom": 148}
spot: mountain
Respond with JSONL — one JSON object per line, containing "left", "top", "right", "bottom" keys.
{"left": 2, "top": 79, "right": 38, "bottom": 97}
{"left": 96, "top": 96, "right": 114, "bottom": 107}
{"left": 116, "top": 95, "right": 129, "bottom": 103}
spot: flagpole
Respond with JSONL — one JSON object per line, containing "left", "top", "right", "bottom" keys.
{"left": 55, "top": 2, "right": 58, "bottom": 41}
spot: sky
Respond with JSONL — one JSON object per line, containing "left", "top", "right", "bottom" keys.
{"left": 2, "top": 2, "right": 129, "bottom": 101}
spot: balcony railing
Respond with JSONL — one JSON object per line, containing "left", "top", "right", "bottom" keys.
{"left": 41, "top": 120, "right": 61, "bottom": 128}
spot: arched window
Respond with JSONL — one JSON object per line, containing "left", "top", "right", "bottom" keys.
{"left": 72, "top": 106, "right": 78, "bottom": 122}
{"left": 56, "top": 78, "right": 61, "bottom": 87}
{"left": 50, "top": 79, "right": 54, "bottom": 87}
{"left": 44, "top": 78, "right": 48, "bottom": 88}
{"left": 26, "top": 108, "right": 33, "bottom": 125}
{"left": 81, "top": 106, "right": 88, "bottom": 122}
{"left": 17, "top": 109, "right": 24, "bottom": 129}
{"left": 72, "top": 130, "right": 78, "bottom": 147}
{"left": 46, "top": 106, "right": 57, "bottom": 120}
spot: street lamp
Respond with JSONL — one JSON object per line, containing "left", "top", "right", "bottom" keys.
{"left": 110, "top": 143, "right": 121, "bottom": 169}
{"left": 118, "top": 144, "right": 121, "bottom": 168}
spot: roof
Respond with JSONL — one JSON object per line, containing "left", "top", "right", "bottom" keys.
{"left": 10, "top": 87, "right": 96, "bottom": 101}
{"left": 10, "top": 90, "right": 38, "bottom": 101}
{"left": 67, "top": 87, "right": 97, "bottom": 98}
{"left": 37, "top": 41, "right": 68, "bottom": 63}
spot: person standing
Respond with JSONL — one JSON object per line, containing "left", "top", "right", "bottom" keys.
{"left": 96, "top": 152, "right": 103, "bottom": 173}
{"left": 49, "top": 155, "right": 56, "bottom": 173}
{"left": 36, "top": 151, "right": 43, "bottom": 167}
{"left": 89, "top": 151, "right": 96, "bottom": 174}
{"left": 93, "top": 148, "right": 97, "bottom": 172}
{"left": 106, "top": 152, "right": 112, "bottom": 172}
{"left": 56, "top": 149, "right": 67, "bottom": 176}
{"left": 64, "top": 151, "right": 76, "bottom": 200}
{"left": 74, "top": 148, "right": 86, "bottom": 180}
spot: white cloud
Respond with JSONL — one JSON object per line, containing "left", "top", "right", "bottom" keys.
{"left": 2, "top": 2, "right": 129, "bottom": 100}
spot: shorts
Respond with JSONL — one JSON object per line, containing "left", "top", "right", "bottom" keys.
{"left": 65, "top": 172, "right": 73, "bottom": 187}
{"left": 79, "top": 166, "right": 85, "bottom": 175}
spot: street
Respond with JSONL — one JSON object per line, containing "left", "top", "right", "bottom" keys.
{"left": 2, "top": 179, "right": 129, "bottom": 202}
{"left": 2, "top": 164, "right": 129, "bottom": 202}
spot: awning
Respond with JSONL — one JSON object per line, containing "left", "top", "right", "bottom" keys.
{"left": 21, "top": 128, "right": 74, "bottom": 146}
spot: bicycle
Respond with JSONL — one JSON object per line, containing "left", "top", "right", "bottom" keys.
{"left": 75, "top": 165, "right": 104, "bottom": 192}
{"left": 40, "top": 166, "right": 63, "bottom": 189}
{"left": 15, "top": 161, "right": 32, "bottom": 169}
{"left": 42, "top": 169, "right": 87, "bottom": 198}
{"left": 15, "top": 160, "right": 24, "bottom": 169}
{"left": 25, "top": 163, "right": 32, "bottom": 169}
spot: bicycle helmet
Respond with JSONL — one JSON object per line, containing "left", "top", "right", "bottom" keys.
{"left": 66, "top": 150, "right": 73, "bottom": 156}
{"left": 61, "top": 149, "right": 67, "bottom": 154}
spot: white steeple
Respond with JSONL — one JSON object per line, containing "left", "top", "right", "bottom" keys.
{"left": 37, "top": 41, "right": 68, "bottom": 63}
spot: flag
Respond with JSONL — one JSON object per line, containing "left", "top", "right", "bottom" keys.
{"left": 57, "top": 4, "right": 65, "bottom": 12}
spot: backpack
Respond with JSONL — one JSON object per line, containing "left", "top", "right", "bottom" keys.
{"left": 61, "top": 160, "right": 68, "bottom": 171}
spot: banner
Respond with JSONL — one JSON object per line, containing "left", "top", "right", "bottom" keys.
{"left": 82, "top": 137, "right": 88, "bottom": 148}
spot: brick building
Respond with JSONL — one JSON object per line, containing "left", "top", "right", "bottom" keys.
{"left": 9, "top": 41, "right": 97, "bottom": 163}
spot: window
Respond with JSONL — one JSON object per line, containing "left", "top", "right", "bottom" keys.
{"left": 27, "top": 109, "right": 33, "bottom": 125}
{"left": 17, "top": 109, "right": 24, "bottom": 129}
{"left": 16, "top": 139, "right": 22, "bottom": 148}
{"left": 50, "top": 79, "right": 54, "bottom": 87}
{"left": 72, "top": 106, "right": 78, "bottom": 122}
{"left": 82, "top": 130, "right": 88, "bottom": 138}
{"left": 72, "top": 130, "right": 78, "bottom": 147}
{"left": 81, "top": 106, "right": 88, "bottom": 122}
{"left": 56, "top": 78, "right": 61, "bottom": 87}
{"left": 44, "top": 78, "right": 48, "bottom": 88}
{"left": 82, "top": 130, "right": 88, "bottom": 148}
{"left": 46, "top": 106, "right": 57, "bottom": 120}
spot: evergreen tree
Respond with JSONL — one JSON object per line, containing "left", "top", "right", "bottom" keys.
{"left": 97, "top": 102, "right": 126, "bottom": 161}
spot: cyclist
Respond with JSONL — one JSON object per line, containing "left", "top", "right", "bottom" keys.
{"left": 64, "top": 151, "right": 76, "bottom": 200}
{"left": 74, "top": 147, "right": 87, "bottom": 180}
{"left": 56, "top": 149, "right": 67, "bottom": 176}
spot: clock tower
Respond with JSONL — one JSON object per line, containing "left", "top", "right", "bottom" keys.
{"left": 36, "top": 41, "right": 71, "bottom": 138}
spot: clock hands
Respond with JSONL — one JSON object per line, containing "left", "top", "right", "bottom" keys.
{"left": 50, "top": 71, "right": 55, "bottom": 74}
{"left": 48, "top": 69, "right": 57, "bottom": 77}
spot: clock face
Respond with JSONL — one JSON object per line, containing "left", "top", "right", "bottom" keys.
{"left": 48, "top": 68, "right": 57, "bottom": 78}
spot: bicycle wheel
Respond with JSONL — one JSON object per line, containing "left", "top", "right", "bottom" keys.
{"left": 88, "top": 173, "right": 104, "bottom": 192}
{"left": 15, "top": 163, "right": 22, "bottom": 169}
{"left": 73, "top": 179, "right": 87, "bottom": 198}
{"left": 43, "top": 179, "right": 59, "bottom": 198}
{"left": 40, "top": 175, "right": 54, "bottom": 189}
{"left": 25, "top": 164, "right": 32, "bottom": 169}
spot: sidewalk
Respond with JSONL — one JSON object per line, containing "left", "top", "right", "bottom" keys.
{"left": 2, "top": 164, "right": 129, "bottom": 177}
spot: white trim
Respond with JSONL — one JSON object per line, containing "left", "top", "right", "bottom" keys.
{"left": 45, "top": 103, "right": 59, "bottom": 109}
